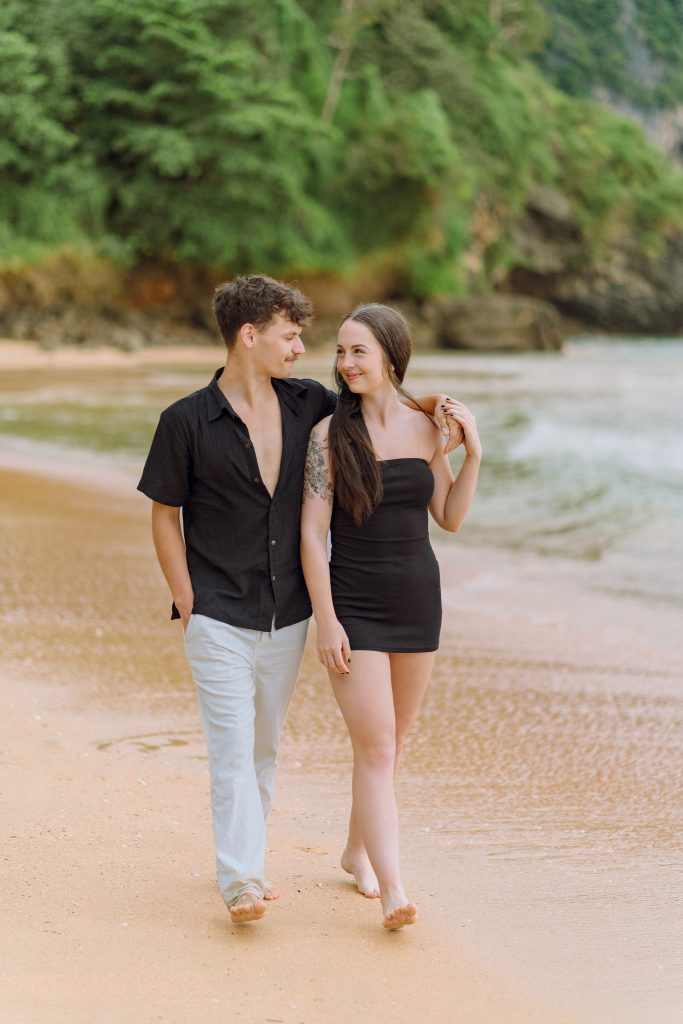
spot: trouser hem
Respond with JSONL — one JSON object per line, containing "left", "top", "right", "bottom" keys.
{"left": 225, "top": 883, "right": 265, "bottom": 907}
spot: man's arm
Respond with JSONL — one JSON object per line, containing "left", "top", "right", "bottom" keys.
{"left": 151, "top": 502, "right": 194, "bottom": 627}
{"left": 406, "top": 393, "right": 465, "bottom": 453}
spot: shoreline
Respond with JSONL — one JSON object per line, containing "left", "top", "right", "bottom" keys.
{"left": 1, "top": 437, "right": 680, "bottom": 661}
{"left": 0, "top": 338, "right": 231, "bottom": 369}
{"left": 2, "top": 333, "right": 682, "bottom": 376}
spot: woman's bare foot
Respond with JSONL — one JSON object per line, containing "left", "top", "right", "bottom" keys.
{"left": 229, "top": 891, "right": 266, "bottom": 924}
{"left": 341, "top": 847, "right": 380, "bottom": 898}
{"left": 382, "top": 892, "right": 417, "bottom": 930}
{"left": 263, "top": 881, "right": 280, "bottom": 901}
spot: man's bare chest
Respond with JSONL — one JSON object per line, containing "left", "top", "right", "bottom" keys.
{"left": 238, "top": 407, "right": 283, "bottom": 497}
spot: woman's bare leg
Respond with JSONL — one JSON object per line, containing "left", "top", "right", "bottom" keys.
{"left": 389, "top": 651, "right": 436, "bottom": 775}
{"left": 342, "top": 806, "right": 380, "bottom": 897}
{"left": 329, "top": 650, "right": 416, "bottom": 927}
{"left": 341, "top": 651, "right": 435, "bottom": 885}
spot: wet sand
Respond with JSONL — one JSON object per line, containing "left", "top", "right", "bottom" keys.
{"left": 2, "top": 344, "right": 682, "bottom": 1022}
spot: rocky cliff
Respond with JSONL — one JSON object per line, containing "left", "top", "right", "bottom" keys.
{"left": 504, "top": 185, "right": 683, "bottom": 335}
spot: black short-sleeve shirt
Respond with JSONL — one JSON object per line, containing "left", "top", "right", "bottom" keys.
{"left": 138, "top": 369, "right": 336, "bottom": 630}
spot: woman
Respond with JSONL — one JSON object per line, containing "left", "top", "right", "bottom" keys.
{"left": 300, "top": 304, "right": 481, "bottom": 930}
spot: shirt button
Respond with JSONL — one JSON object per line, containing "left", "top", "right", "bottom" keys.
{"left": 271, "top": 574, "right": 277, "bottom": 581}
{"left": 253, "top": 476, "right": 260, "bottom": 484}
{"left": 271, "top": 539, "right": 277, "bottom": 546}
{"left": 244, "top": 442, "right": 251, "bottom": 449}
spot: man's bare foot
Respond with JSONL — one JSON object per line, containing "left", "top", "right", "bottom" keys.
{"left": 341, "top": 848, "right": 380, "bottom": 898}
{"left": 382, "top": 899, "right": 418, "bottom": 930}
{"left": 263, "top": 881, "right": 280, "bottom": 901}
{"left": 229, "top": 891, "right": 266, "bottom": 924}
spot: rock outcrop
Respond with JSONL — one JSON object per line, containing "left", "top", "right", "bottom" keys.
{"left": 0, "top": 258, "right": 215, "bottom": 349}
{"left": 505, "top": 185, "right": 683, "bottom": 335}
{"left": 424, "top": 293, "right": 565, "bottom": 352}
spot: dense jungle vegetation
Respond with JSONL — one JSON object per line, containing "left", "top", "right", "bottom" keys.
{"left": 537, "top": 0, "right": 683, "bottom": 110}
{"left": 2, "top": 0, "right": 683, "bottom": 298}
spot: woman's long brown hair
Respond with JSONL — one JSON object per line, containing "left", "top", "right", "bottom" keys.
{"left": 328, "top": 303, "right": 433, "bottom": 526}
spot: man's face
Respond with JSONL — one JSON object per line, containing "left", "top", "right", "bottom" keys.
{"left": 253, "top": 313, "right": 305, "bottom": 377}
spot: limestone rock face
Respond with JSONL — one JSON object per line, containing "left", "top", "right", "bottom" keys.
{"left": 509, "top": 184, "right": 584, "bottom": 276}
{"left": 505, "top": 185, "right": 683, "bottom": 335}
{"left": 425, "top": 294, "right": 565, "bottom": 352}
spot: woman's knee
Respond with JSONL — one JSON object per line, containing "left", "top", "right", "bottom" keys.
{"left": 353, "top": 732, "right": 396, "bottom": 771}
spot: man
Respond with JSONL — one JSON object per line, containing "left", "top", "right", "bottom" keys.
{"left": 138, "top": 275, "right": 460, "bottom": 924}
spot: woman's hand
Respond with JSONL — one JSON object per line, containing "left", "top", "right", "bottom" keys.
{"left": 429, "top": 399, "right": 482, "bottom": 532}
{"left": 446, "top": 400, "right": 482, "bottom": 461}
{"left": 316, "top": 617, "right": 351, "bottom": 674}
{"left": 435, "top": 396, "right": 465, "bottom": 453}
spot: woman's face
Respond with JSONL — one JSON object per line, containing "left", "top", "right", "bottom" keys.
{"left": 336, "top": 319, "right": 390, "bottom": 394}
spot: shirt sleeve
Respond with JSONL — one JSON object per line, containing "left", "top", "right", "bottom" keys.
{"left": 323, "top": 387, "right": 337, "bottom": 416}
{"left": 301, "top": 378, "right": 337, "bottom": 423}
{"left": 137, "top": 407, "right": 193, "bottom": 507}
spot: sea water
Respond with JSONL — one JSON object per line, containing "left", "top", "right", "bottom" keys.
{"left": 407, "top": 338, "right": 683, "bottom": 609}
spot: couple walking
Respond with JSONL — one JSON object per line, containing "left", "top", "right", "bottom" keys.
{"left": 138, "top": 275, "right": 481, "bottom": 930}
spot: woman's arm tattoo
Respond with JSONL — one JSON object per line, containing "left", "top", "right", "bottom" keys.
{"left": 303, "top": 433, "right": 333, "bottom": 502}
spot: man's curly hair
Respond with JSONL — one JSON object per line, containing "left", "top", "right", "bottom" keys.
{"left": 213, "top": 275, "right": 313, "bottom": 349}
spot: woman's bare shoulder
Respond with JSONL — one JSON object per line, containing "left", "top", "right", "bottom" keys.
{"left": 404, "top": 404, "right": 442, "bottom": 449}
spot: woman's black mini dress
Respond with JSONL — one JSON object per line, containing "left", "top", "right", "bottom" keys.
{"left": 330, "top": 458, "right": 441, "bottom": 653}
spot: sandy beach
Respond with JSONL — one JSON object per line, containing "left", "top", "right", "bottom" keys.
{"left": 2, "top": 343, "right": 682, "bottom": 1023}
{"left": 2, "top": 466, "right": 578, "bottom": 1024}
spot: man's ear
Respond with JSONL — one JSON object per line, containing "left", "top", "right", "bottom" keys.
{"left": 239, "top": 322, "right": 256, "bottom": 349}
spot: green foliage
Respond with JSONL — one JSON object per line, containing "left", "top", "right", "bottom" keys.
{"left": 61, "top": 0, "right": 341, "bottom": 268}
{"left": 0, "top": 2, "right": 96, "bottom": 259}
{"left": 0, "top": 0, "right": 682, "bottom": 294}
{"left": 635, "top": 0, "right": 683, "bottom": 108}
{"left": 550, "top": 95, "right": 683, "bottom": 251}
{"left": 535, "top": 1, "right": 628, "bottom": 97}
{"left": 537, "top": 0, "right": 683, "bottom": 109}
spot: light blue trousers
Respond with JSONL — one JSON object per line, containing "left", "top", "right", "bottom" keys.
{"left": 184, "top": 614, "right": 308, "bottom": 906}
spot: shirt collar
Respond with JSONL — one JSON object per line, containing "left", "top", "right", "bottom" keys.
{"left": 206, "top": 368, "right": 239, "bottom": 422}
{"left": 206, "top": 368, "right": 309, "bottom": 422}
{"left": 272, "top": 376, "right": 309, "bottom": 415}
